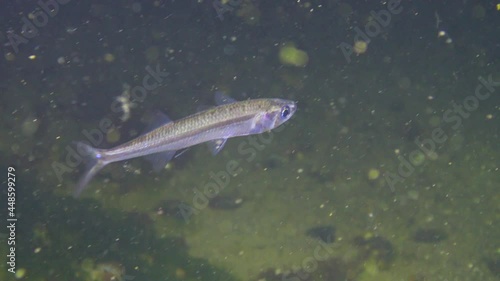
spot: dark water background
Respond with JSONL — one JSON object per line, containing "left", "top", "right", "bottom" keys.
{"left": 0, "top": 1, "right": 499, "bottom": 281}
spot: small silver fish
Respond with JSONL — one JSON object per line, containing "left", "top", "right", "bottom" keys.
{"left": 74, "top": 92, "right": 296, "bottom": 196}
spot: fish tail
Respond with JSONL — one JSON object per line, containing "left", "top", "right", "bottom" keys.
{"left": 73, "top": 142, "right": 108, "bottom": 197}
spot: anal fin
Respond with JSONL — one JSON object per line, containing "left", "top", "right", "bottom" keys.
{"left": 145, "top": 150, "right": 176, "bottom": 172}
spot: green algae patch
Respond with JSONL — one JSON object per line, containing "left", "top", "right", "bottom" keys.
{"left": 279, "top": 43, "right": 309, "bottom": 67}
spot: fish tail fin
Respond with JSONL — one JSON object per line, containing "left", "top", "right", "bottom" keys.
{"left": 73, "top": 142, "right": 108, "bottom": 197}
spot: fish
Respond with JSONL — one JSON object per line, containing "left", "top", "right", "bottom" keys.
{"left": 73, "top": 92, "right": 297, "bottom": 196}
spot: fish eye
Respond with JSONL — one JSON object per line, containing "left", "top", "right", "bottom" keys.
{"left": 281, "top": 106, "right": 291, "bottom": 119}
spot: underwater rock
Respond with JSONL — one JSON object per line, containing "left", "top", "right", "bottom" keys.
{"left": 306, "top": 162, "right": 335, "bottom": 184}
{"left": 413, "top": 227, "right": 448, "bottom": 243}
{"left": 124, "top": 211, "right": 153, "bottom": 229}
{"left": 485, "top": 257, "right": 500, "bottom": 277}
{"left": 256, "top": 268, "right": 311, "bottom": 281}
{"left": 316, "top": 257, "right": 349, "bottom": 281}
{"left": 306, "top": 225, "right": 336, "bottom": 243}
{"left": 268, "top": 154, "right": 289, "bottom": 168}
{"left": 353, "top": 235, "right": 395, "bottom": 270}
{"left": 256, "top": 258, "right": 351, "bottom": 281}
{"left": 208, "top": 195, "right": 244, "bottom": 210}
{"left": 155, "top": 199, "right": 189, "bottom": 220}
{"left": 93, "top": 261, "right": 125, "bottom": 281}
{"left": 402, "top": 122, "right": 421, "bottom": 141}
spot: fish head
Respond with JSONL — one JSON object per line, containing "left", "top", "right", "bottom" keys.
{"left": 253, "top": 99, "right": 297, "bottom": 132}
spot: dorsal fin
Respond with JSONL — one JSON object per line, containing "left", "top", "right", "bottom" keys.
{"left": 142, "top": 110, "right": 172, "bottom": 134}
{"left": 215, "top": 91, "right": 237, "bottom": 105}
{"left": 196, "top": 104, "right": 213, "bottom": 112}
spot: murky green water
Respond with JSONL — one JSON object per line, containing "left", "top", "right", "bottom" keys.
{"left": 0, "top": 1, "right": 499, "bottom": 281}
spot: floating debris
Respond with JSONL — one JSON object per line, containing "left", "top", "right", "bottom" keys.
{"left": 279, "top": 43, "right": 309, "bottom": 67}
{"left": 103, "top": 53, "right": 115, "bottom": 62}
{"left": 115, "top": 83, "right": 136, "bottom": 122}
{"left": 435, "top": 11, "right": 453, "bottom": 44}
{"left": 106, "top": 127, "right": 121, "bottom": 144}
{"left": 21, "top": 114, "right": 40, "bottom": 137}
{"left": 15, "top": 267, "right": 26, "bottom": 279}
{"left": 353, "top": 40, "right": 368, "bottom": 54}
{"left": 367, "top": 168, "right": 380, "bottom": 180}
{"left": 5, "top": 52, "right": 15, "bottom": 61}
